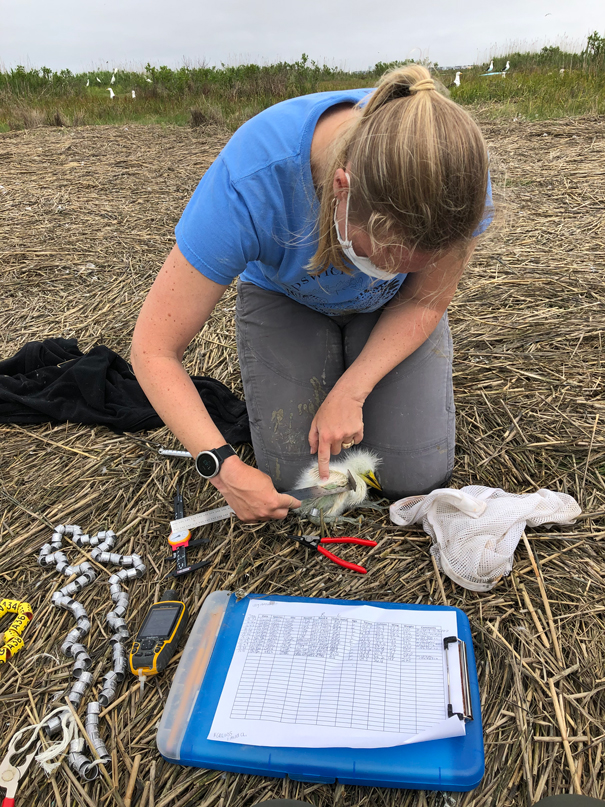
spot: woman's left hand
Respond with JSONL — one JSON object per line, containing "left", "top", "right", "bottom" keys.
{"left": 308, "top": 389, "right": 364, "bottom": 481}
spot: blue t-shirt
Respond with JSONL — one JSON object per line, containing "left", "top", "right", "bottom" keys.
{"left": 176, "top": 89, "right": 492, "bottom": 316}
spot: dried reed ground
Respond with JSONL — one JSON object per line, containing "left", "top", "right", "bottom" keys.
{"left": 0, "top": 114, "right": 604, "bottom": 807}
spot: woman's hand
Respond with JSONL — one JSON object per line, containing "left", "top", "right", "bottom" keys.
{"left": 212, "top": 456, "right": 300, "bottom": 523}
{"left": 308, "top": 388, "right": 365, "bottom": 480}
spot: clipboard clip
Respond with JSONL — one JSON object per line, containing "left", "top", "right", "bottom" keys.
{"left": 444, "top": 636, "right": 473, "bottom": 723}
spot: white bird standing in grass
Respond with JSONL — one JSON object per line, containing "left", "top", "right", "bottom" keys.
{"left": 96, "top": 77, "right": 101, "bottom": 83}
{"left": 293, "top": 449, "right": 382, "bottom": 523}
{"left": 131, "top": 89, "right": 136, "bottom": 99}
{"left": 454, "top": 71, "right": 461, "bottom": 87}
{"left": 107, "top": 88, "right": 115, "bottom": 99}
{"left": 86, "top": 79, "right": 89, "bottom": 87}
{"left": 110, "top": 72, "right": 116, "bottom": 85}
{"left": 481, "top": 60, "right": 507, "bottom": 78}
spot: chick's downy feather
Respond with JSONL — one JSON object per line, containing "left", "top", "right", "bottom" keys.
{"left": 294, "top": 448, "right": 381, "bottom": 523}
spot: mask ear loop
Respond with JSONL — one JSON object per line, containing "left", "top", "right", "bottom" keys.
{"left": 343, "top": 172, "right": 352, "bottom": 244}
{"left": 333, "top": 173, "right": 353, "bottom": 248}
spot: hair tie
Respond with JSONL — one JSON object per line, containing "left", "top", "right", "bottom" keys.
{"left": 409, "top": 78, "right": 435, "bottom": 94}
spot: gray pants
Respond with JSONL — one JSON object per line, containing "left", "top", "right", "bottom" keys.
{"left": 235, "top": 281, "right": 455, "bottom": 500}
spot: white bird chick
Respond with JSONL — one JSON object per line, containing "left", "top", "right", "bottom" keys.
{"left": 293, "top": 448, "right": 382, "bottom": 524}
{"left": 131, "top": 89, "right": 136, "bottom": 98}
{"left": 107, "top": 88, "right": 115, "bottom": 99}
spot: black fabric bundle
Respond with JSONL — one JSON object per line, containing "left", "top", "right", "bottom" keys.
{"left": 0, "top": 338, "right": 251, "bottom": 445}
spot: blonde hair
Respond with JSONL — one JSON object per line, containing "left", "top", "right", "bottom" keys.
{"left": 308, "top": 64, "right": 490, "bottom": 275}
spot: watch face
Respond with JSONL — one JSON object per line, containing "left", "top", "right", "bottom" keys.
{"left": 196, "top": 452, "right": 219, "bottom": 478}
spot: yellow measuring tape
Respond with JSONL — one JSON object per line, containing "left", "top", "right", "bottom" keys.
{"left": 0, "top": 598, "right": 33, "bottom": 664}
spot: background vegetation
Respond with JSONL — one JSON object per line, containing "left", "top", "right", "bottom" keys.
{"left": 1, "top": 31, "right": 604, "bottom": 132}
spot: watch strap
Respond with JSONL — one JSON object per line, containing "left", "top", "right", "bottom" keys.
{"left": 213, "top": 444, "right": 236, "bottom": 463}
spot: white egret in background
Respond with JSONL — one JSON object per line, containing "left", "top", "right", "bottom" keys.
{"left": 131, "top": 90, "right": 136, "bottom": 99}
{"left": 96, "top": 77, "right": 101, "bottom": 83}
{"left": 107, "top": 88, "right": 115, "bottom": 99}
{"left": 145, "top": 77, "right": 152, "bottom": 83}
{"left": 86, "top": 79, "right": 89, "bottom": 87}
{"left": 110, "top": 72, "right": 116, "bottom": 85}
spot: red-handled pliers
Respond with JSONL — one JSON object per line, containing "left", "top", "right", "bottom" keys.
{"left": 0, "top": 739, "right": 39, "bottom": 807}
{"left": 285, "top": 535, "right": 377, "bottom": 574}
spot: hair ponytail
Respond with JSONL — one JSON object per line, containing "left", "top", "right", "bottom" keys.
{"left": 362, "top": 64, "right": 437, "bottom": 109}
{"left": 308, "top": 64, "right": 490, "bottom": 275}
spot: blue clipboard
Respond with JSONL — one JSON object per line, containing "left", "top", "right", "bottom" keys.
{"left": 157, "top": 591, "right": 484, "bottom": 791}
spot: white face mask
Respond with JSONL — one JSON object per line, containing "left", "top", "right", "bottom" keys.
{"left": 333, "top": 174, "right": 396, "bottom": 281}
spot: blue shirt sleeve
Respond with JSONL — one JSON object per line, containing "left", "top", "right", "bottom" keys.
{"left": 474, "top": 171, "right": 494, "bottom": 237}
{"left": 175, "top": 156, "right": 260, "bottom": 284}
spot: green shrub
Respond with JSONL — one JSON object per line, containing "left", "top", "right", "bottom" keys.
{"left": 1, "top": 38, "right": 603, "bottom": 132}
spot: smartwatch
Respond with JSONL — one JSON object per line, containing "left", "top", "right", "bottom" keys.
{"left": 195, "top": 445, "right": 236, "bottom": 479}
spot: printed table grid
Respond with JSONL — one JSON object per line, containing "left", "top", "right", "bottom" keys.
{"left": 230, "top": 613, "right": 446, "bottom": 733}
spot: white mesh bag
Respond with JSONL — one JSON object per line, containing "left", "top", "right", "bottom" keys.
{"left": 390, "top": 486, "right": 581, "bottom": 591}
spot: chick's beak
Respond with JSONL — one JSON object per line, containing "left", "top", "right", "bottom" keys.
{"left": 359, "top": 470, "right": 382, "bottom": 491}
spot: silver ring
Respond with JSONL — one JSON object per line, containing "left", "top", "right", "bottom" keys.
{"left": 342, "top": 439, "right": 355, "bottom": 449}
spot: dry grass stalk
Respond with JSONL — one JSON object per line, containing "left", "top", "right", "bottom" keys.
{"left": 518, "top": 581, "right": 551, "bottom": 649}
{"left": 521, "top": 532, "right": 563, "bottom": 664}
{"left": 125, "top": 753, "right": 142, "bottom": 807}
{"left": 0, "top": 114, "right": 604, "bottom": 806}
{"left": 548, "top": 677, "right": 582, "bottom": 794}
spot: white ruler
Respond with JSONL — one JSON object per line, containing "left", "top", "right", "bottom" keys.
{"left": 170, "top": 506, "right": 235, "bottom": 532}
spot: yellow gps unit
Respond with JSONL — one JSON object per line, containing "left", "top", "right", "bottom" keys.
{"left": 129, "top": 590, "right": 188, "bottom": 677}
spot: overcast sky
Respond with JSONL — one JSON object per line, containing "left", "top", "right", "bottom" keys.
{"left": 1, "top": 0, "right": 604, "bottom": 73}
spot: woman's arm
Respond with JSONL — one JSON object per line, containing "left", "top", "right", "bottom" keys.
{"left": 309, "top": 243, "right": 475, "bottom": 479}
{"left": 131, "top": 245, "right": 298, "bottom": 521}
